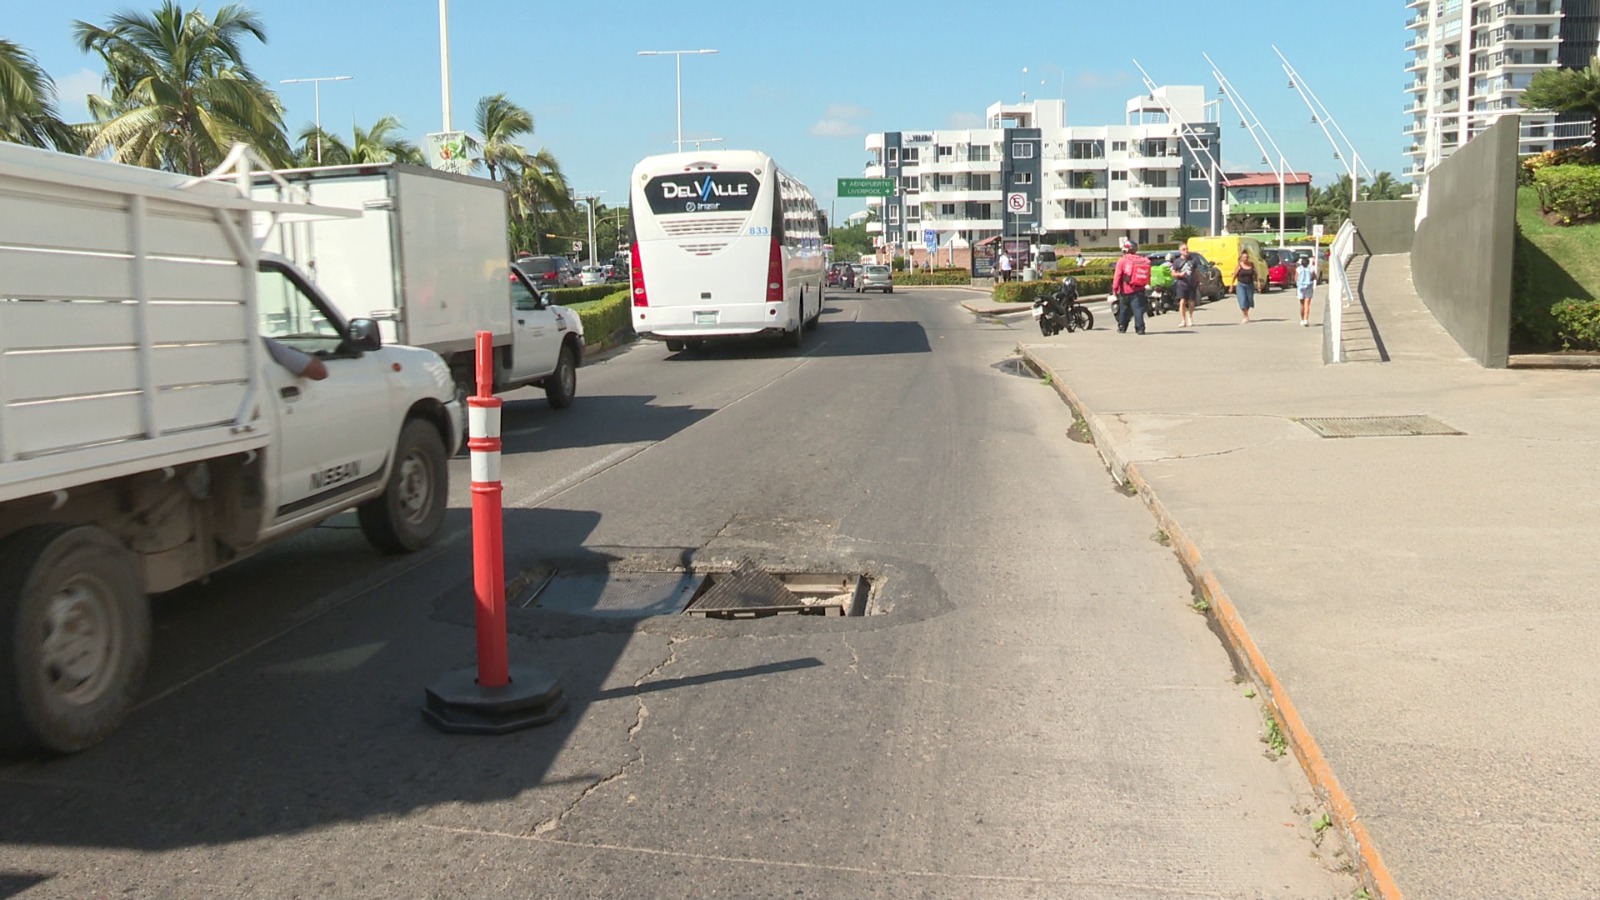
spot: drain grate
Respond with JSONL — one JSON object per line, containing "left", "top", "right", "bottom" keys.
{"left": 1298, "top": 415, "right": 1463, "bottom": 439}
{"left": 685, "top": 559, "right": 867, "bottom": 618}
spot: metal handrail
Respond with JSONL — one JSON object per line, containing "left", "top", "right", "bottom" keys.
{"left": 1325, "top": 219, "right": 1357, "bottom": 363}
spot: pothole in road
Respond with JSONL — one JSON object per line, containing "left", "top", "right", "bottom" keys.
{"left": 517, "top": 558, "right": 871, "bottom": 620}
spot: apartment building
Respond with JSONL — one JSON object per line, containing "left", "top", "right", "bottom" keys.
{"left": 1404, "top": 0, "right": 1599, "bottom": 181}
{"left": 862, "top": 86, "right": 1222, "bottom": 253}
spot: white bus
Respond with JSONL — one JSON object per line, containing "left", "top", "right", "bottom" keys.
{"left": 629, "top": 151, "right": 826, "bottom": 350}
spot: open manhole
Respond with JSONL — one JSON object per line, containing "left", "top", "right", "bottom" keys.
{"left": 520, "top": 559, "right": 869, "bottom": 619}
{"left": 1298, "top": 415, "right": 1463, "bottom": 438}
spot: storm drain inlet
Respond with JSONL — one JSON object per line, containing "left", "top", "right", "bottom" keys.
{"left": 1298, "top": 415, "right": 1463, "bottom": 438}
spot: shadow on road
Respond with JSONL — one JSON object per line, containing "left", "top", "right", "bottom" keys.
{"left": 498, "top": 393, "right": 711, "bottom": 456}
{"left": 663, "top": 320, "right": 932, "bottom": 361}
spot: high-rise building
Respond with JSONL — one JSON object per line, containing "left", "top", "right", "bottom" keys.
{"left": 1404, "top": 0, "right": 1597, "bottom": 182}
{"left": 862, "top": 87, "right": 1222, "bottom": 254}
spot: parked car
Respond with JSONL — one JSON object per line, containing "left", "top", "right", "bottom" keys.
{"left": 1187, "top": 235, "right": 1268, "bottom": 295}
{"left": 580, "top": 264, "right": 606, "bottom": 286}
{"left": 1262, "top": 249, "right": 1294, "bottom": 291}
{"left": 856, "top": 264, "right": 893, "bottom": 293}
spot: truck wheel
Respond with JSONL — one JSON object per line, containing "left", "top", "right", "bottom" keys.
{"left": 665, "top": 340, "right": 685, "bottom": 352}
{"left": 359, "top": 419, "right": 448, "bottom": 554}
{"left": 0, "top": 525, "right": 149, "bottom": 755}
{"left": 545, "top": 345, "right": 577, "bottom": 409}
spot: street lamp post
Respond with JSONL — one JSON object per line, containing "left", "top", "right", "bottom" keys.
{"left": 573, "top": 192, "right": 604, "bottom": 267}
{"left": 1275, "top": 47, "right": 1373, "bottom": 209}
{"left": 438, "top": 0, "right": 453, "bottom": 132}
{"left": 1205, "top": 52, "right": 1292, "bottom": 248}
{"left": 280, "top": 75, "right": 353, "bottom": 164}
{"left": 636, "top": 49, "right": 719, "bottom": 153}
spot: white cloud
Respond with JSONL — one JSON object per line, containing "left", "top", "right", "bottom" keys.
{"left": 947, "top": 111, "right": 984, "bottom": 129}
{"left": 809, "top": 103, "right": 870, "bottom": 138}
{"left": 53, "top": 69, "right": 102, "bottom": 123}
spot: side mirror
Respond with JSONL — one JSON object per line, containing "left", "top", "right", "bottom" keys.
{"left": 348, "top": 318, "right": 382, "bottom": 352}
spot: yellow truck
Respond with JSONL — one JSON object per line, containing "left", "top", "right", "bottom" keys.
{"left": 1185, "top": 235, "right": 1268, "bottom": 294}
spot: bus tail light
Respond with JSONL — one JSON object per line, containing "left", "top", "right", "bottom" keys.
{"left": 630, "top": 243, "right": 648, "bottom": 307}
{"left": 766, "top": 237, "right": 783, "bottom": 303}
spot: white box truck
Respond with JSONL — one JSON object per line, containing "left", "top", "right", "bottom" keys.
{"left": 0, "top": 143, "right": 464, "bottom": 754}
{"left": 252, "top": 164, "right": 585, "bottom": 405}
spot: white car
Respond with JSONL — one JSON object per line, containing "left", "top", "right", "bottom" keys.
{"left": 580, "top": 265, "right": 606, "bottom": 286}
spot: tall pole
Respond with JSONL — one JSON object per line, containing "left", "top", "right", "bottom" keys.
{"left": 637, "top": 50, "right": 719, "bottom": 153}
{"left": 281, "top": 76, "right": 353, "bottom": 164}
{"left": 1205, "top": 53, "right": 1291, "bottom": 248}
{"left": 439, "top": 0, "right": 453, "bottom": 132}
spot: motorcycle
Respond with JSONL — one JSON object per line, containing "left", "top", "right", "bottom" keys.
{"left": 1032, "top": 277, "right": 1094, "bottom": 336}
{"left": 1147, "top": 282, "right": 1177, "bottom": 316}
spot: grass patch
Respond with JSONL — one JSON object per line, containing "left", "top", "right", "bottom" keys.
{"left": 1514, "top": 186, "right": 1600, "bottom": 350}
{"left": 1262, "top": 707, "right": 1288, "bottom": 759}
{"left": 1191, "top": 592, "right": 1211, "bottom": 614}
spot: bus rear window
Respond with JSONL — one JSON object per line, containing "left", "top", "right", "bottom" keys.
{"left": 643, "top": 172, "right": 761, "bottom": 215}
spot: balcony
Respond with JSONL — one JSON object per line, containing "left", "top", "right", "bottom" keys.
{"left": 1130, "top": 154, "right": 1183, "bottom": 169}
{"left": 1126, "top": 183, "right": 1182, "bottom": 199}
{"left": 865, "top": 133, "right": 885, "bottom": 152}
{"left": 1407, "top": 0, "right": 1428, "bottom": 8}
{"left": 864, "top": 164, "right": 885, "bottom": 178}
{"left": 924, "top": 188, "right": 999, "bottom": 203}
{"left": 1047, "top": 155, "right": 1106, "bottom": 172}
{"left": 1405, "top": 35, "right": 1428, "bottom": 52}
{"left": 865, "top": 222, "right": 883, "bottom": 234}
{"left": 1406, "top": 80, "right": 1427, "bottom": 94}
{"left": 1047, "top": 185, "right": 1105, "bottom": 202}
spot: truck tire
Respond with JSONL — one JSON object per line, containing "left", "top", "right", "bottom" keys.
{"left": 359, "top": 419, "right": 449, "bottom": 554}
{"left": 665, "top": 340, "right": 685, "bottom": 352}
{"left": 545, "top": 345, "right": 577, "bottom": 409}
{"left": 0, "top": 525, "right": 149, "bottom": 755}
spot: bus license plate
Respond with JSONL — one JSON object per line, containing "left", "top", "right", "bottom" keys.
{"left": 694, "top": 311, "right": 717, "bottom": 326}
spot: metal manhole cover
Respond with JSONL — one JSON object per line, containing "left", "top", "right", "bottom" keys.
{"left": 684, "top": 559, "right": 869, "bottom": 618}
{"left": 1298, "top": 415, "right": 1463, "bottom": 438}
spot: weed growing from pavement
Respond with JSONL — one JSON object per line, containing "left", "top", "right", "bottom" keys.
{"left": 1153, "top": 529, "right": 1170, "bottom": 546}
{"left": 1313, "top": 811, "right": 1333, "bottom": 834}
{"left": 1190, "top": 590, "right": 1210, "bottom": 614}
{"left": 1353, "top": 889, "right": 1373, "bottom": 900}
{"left": 1262, "top": 707, "right": 1289, "bottom": 759}
{"left": 1115, "top": 479, "right": 1137, "bottom": 497}
{"left": 1242, "top": 685, "right": 1257, "bottom": 699}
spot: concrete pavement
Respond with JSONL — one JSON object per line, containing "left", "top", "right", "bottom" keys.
{"left": 1014, "top": 254, "right": 1600, "bottom": 900}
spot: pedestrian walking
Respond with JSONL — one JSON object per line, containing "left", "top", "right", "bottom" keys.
{"left": 996, "top": 250, "right": 1013, "bottom": 284}
{"left": 1233, "top": 250, "right": 1257, "bottom": 324}
{"left": 1111, "top": 240, "right": 1151, "bottom": 335}
{"left": 1171, "top": 244, "right": 1198, "bottom": 328}
{"left": 1296, "top": 255, "right": 1316, "bottom": 326}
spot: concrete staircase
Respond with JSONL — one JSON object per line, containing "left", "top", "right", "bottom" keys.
{"left": 1338, "top": 253, "right": 1470, "bottom": 365}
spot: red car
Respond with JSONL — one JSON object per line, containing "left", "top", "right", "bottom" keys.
{"left": 1262, "top": 249, "right": 1294, "bottom": 292}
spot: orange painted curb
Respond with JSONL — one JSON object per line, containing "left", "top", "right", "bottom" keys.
{"left": 1020, "top": 346, "right": 1403, "bottom": 900}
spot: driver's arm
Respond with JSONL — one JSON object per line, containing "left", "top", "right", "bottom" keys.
{"left": 263, "top": 337, "right": 330, "bottom": 381}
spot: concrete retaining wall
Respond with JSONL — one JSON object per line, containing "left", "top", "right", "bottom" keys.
{"left": 1410, "top": 117, "right": 1518, "bottom": 368}
{"left": 1350, "top": 201, "right": 1418, "bottom": 256}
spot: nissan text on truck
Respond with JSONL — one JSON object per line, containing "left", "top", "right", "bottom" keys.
{"left": 0, "top": 143, "right": 464, "bottom": 754}
{"left": 252, "top": 163, "right": 585, "bottom": 405}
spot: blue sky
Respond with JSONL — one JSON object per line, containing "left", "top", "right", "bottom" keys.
{"left": 11, "top": 1, "right": 1408, "bottom": 216}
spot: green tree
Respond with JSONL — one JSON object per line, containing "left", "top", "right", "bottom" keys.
{"left": 826, "top": 220, "right": 873, "bottom": 261}
{"left": 1170, "top": 224, "right": 1202, "bottom": 242}
{"left": 466, "top": 92, "right": 533, "bottom": 181}
{"left": 296, "top": 116, "right": 421, "bottom": 166}
{"left": 1520, "top": 57, "right": 1600, "bottom": 156}
{"left": 0, "top": 38, "right": 85, "bottom": 151}
{"left": 506, "top": 146, "right": 573, "bottom": 255}
{"left": 74, "top": 1, "right": 290, "bottom": 174}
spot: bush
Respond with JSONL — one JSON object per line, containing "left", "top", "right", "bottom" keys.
{"left": 1533, "top": 164, "right": 1600, "bottom": 225}
{"left": 547, "top": 284, "right": 627, "bottom": 305}
{"left": 993, "top": 275, "right": 1113, "bottom": 303}
{"left": 892, "top": 255, "right": 906, "bottom": 272}
{"left": 1510, "top": 228, "right": 1560, "bottom": 350}
{"left": 893, "top": 270, "right": 971, "bottom": 286}
{"left": 1521, "top": 146, "right": 1594, "bottom": 186}
{"left": 1552, "top": 298, "right": 1600, "bottom": 350}
{"left": 566, "top": 290, "right": 632, "bottom": 345}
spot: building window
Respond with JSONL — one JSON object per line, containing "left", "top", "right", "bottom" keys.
{"left": 971, "top": 174, "right": 993, "bottom": 191}
{"left": 1147, "top": 200, "right": 1169, "bottom": 218}
{"left": 1111, "top": 200, "right": 1128, "bottom": 212}
{"left": 1070, "top": 201, "right": 1095, "bottom": 218}
{"left": 906, "top": 205, "right": 920, "bottom": 222}
{"left": 937, "top": 145, "right": 953, "bottom": 159}
{"left": 1189, "top": 198, "right": 1210, "bottom": 213}
{"left": 888, "top": 207, "right": 899, "bottom": 224}
{"left": 902, "top": 175, "right": 919, "bottom": 193}
{"left": 1111, "top": 140, "right": 1128, "bottom": 153}
{"left": 1189, "top": 165, "right": 1206, "bottom": 181}
{"left": 903, "top": 147, "right": 920, "bottom": 164}
{"left": 905, "top": 229, "right": 917, "bottom": 245}
{"left": 887, "top": 147, "right": 898, "bottom": 165}
{"left": 969, "top": 144, "right": 991, "bottom": 162}
{"left": 1014, "top": 172, "right": 1033, "bottom": 185}
{"left": 1069, "top": 140, "right": 1104, "bottom": 160}
{"left": 940, "top": 203, "right": 956, "bottom": 216}
{"left": 938, "top": 173, "right": 954, "bottom": 188}
{"left": 974, "top": 203, "right": 993, "bottom": 220}
{"left": 1110, "top": 170, "right": 1128, "bottom": 181}
{"left": 1011, "top": 142, "right": 1035, "bottom": 159}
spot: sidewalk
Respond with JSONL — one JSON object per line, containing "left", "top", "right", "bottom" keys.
{"left": 1018, "top": 254, "right": 1600, "bottom": 900}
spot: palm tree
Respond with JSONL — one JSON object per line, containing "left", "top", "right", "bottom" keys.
{"left": 1520, "top": 57, "right": 1600, "bottom": 155}
{"left": 1364, "top": 171, "right": 1404, "bottom": 201}
{"left": 0, "top": 38, "right": 84, "bottom": 152}
{"left": 296, "top": 116, "right": 421, "bottom": 166}
{"left": 466, "top": 93, "right": 534, "bottom": 181}
{"left": 73, "top": 1, "right": 290, "bottom": 174}
{"left": 506, "top": 146, "right": 573, "bottom": 254}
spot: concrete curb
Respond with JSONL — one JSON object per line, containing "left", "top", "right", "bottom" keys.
{"left": 1019, "top": 344, "right": 1403, "bottom": 900}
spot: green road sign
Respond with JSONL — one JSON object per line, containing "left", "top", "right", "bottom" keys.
{"left": 837, "top": 177, "right": 895, "bottom": 198}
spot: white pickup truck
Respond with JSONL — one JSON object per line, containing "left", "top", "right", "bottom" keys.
{"left": 252, "top": 163, "right": 585, "bottom": 403}
{"left": 0, "top": 143, "right": 464, "bottom": 754}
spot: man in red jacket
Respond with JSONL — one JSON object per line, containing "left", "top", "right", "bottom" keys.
{"left": 1111, "top": 241, "right": 1152, "bottom": 334}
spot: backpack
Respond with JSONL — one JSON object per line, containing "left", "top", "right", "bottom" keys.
{"left": 1125, "top": 254, "right": 1151, "bottom": 290}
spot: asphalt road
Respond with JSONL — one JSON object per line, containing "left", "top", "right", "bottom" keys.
{"left": 0, "top": 289, "right": 1356, "bottom": 899}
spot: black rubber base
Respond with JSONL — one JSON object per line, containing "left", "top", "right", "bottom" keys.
{"left": 422, "top": 664, "right": 567, "bottom": 735}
